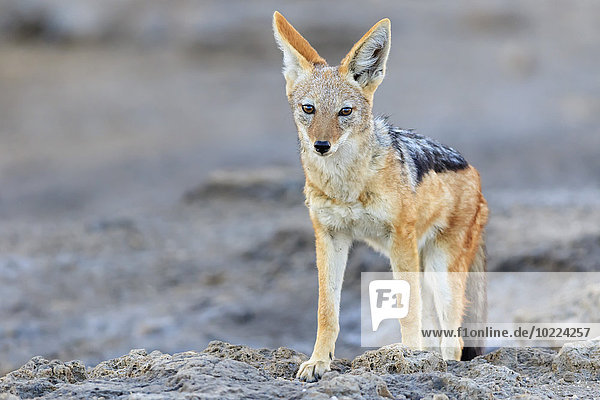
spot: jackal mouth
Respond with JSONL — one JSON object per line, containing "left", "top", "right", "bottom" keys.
{"left": 312, "top": 148, "right": 334, "bottom": 157}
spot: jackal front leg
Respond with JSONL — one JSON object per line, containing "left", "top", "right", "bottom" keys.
{"left": 390, "top": 230, "right": 423, "bottom": 350}
{"left": 297, "top": 227, "right": 350, "bottom": 382}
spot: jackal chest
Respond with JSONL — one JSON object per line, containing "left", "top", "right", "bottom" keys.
{"left": 308, "top": 194, "right": 394, "bottom": 246}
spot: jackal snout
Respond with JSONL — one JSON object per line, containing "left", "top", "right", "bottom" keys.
{"left": 314, "top": 140, "right": 331, "bottom": 155}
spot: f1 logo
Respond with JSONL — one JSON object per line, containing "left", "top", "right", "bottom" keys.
{"left": 369, "top": 280, "right": 410, "bottom": 331}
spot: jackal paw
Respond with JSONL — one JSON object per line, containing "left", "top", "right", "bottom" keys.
{"left": 296, "top": 358, "right": 330, "bottom": 382}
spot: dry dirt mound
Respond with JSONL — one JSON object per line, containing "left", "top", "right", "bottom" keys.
{"left": 2, "top": 340, "right": 600, "bottom": 399}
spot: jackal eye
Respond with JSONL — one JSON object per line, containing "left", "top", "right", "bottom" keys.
{"left": 339, "top": 107, "right": 352, "bottom": 116}
{"left": 301, "top": 104, "right": 315, "bottom": 114}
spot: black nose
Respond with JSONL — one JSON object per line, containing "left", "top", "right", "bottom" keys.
{"left": 314, "top": 140, "right": 331, "bottom": 154}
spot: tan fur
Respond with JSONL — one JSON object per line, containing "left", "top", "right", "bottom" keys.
{"left": 273, "top": 12, "right": 488, "bottom": 382}
{"left": 274, "top": 11, "right": 327, "bottom": 66}
{"left": 339, "top": 18, "right": 391, "bottom": 101}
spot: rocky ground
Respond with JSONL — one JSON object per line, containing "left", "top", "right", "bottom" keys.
{"left": 1, "top": 0, "right": 600, "bottom": 398}
{"left": 2, "top": 339, "right": 600, "bottom": 399}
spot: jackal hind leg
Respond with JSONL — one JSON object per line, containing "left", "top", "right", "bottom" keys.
{"left": 421, "top": 239, "right": 467, "bottom": 360}
{"left": 421, "top": 262, "right": 442, "bottom": 352}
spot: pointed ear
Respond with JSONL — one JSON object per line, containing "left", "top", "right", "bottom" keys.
{"left": 339, "top": 18, "right": 391, "bottom": 98}
{"left": 273, "top": 11, "right": 326, "bottom": 94}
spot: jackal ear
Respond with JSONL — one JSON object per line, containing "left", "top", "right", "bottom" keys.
{"left": 340, "top": 18, "right": 391, "bottom": 98}
{"left": 273, "top": 11, "right": 326, "bottom": 94}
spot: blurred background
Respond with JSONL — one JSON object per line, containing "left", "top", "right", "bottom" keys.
{"left": 1, "top": 0, "right": 599, "bottom": 374}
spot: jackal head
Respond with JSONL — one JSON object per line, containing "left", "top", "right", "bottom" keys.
{"left": 273, "top": 11, "right": 391, "bottom": 158}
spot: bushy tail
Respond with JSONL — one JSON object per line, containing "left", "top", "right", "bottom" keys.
{"left": 461, "top": 239, "right": 487, "bottom": 361}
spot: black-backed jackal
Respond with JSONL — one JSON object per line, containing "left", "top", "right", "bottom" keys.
{"left": 273, "top": 12, "right": 488, "bottom": 382}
